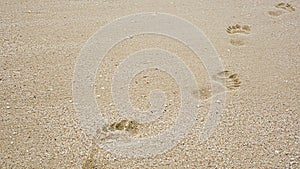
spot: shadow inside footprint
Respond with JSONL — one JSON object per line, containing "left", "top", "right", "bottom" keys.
{"left": 230, "top": 38, "right": 245, "bottom": 46}
{"left": 268, "top": 10, "right": 285, "bottom": 16}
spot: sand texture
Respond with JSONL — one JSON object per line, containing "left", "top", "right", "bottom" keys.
{"left": 1, "top": 0, "right": 299, "bottom": 168}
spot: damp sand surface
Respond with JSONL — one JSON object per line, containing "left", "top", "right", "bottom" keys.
{"left": 1, "top": 0, "right": 299, "bottom": 168}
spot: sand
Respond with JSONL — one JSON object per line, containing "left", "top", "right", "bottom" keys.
{"left": 1, "top": 0, "right": 299, "bottom": 168}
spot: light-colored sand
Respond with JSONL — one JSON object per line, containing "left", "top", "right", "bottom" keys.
{"left": 1, "top": 0, "right": 299, "bottom": 168}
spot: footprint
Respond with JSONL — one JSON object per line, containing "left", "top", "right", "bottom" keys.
{"left": 108, "top": 119, "right": 141, "bottom": 134}
{"left": 94, "top": 119, "right": 142, "bottom": 146}
{"left": 192, "top": 70, "right": 241, "bottom": 100}
{"left": 215, "top": 70, "right": 241, "bottom": 90}
{"left": 226, "top": 24, "right": 251, "bottom": 46}
{"left": 275, "top": 2, "right": 295, "bottom": 12}
{"left": 97, "top": 119, "right": 141, "bottom": 141}
{"left": 268, "top": 2, "right": 295, "bottom": 16}
{"left": 226, "top": 24, "right": 251, "bottom": 34}
{"left": 85, "top": 120, "right": 141, "bottom": 168}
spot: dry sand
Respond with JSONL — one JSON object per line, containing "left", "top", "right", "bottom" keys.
{"left": 1, "top": 0, "right": 299, "bottom": 168}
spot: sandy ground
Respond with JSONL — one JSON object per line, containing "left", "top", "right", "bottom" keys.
{"left": 1, "top": 0, "right": 299, "bottom": 168}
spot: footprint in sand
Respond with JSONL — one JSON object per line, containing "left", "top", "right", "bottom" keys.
{"left": 108, "top": 119, "right": 141, "bottom": 134}
{"left": 84, "top": 119, "right": 142, "bottom": 167}
{"left": 226, "top": 24, "right": 251, "bottom": 34}
{"left": 215, "top": 70, "right": 241, "bottom": 90}
{"left": 268, "top": 2, "right": 295, "bottom": 17}
{"left": 96, "top": 119, "right": 142, "bottom": 142}
{"left": 226, "top": 24, "right": 251, "bottom": 46}
{"left": 192, "top": 70, "right": 241, "bottom": 101}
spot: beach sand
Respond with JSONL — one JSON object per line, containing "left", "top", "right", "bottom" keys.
{"left": 1, "top": 0, "right": 299, "bottom": 168}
